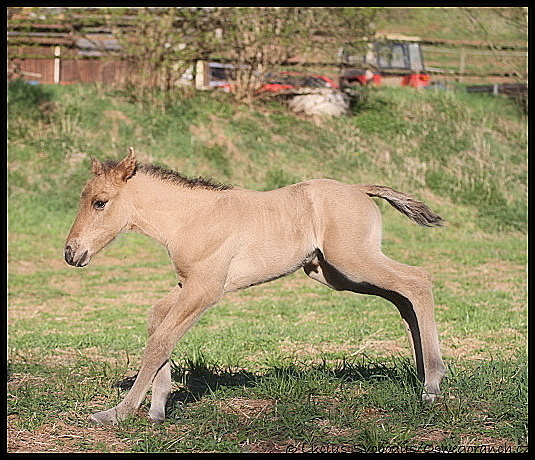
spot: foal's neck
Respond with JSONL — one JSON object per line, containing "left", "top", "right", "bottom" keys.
{"left": 127, "top": 172, "right": 219, "bottom": 248}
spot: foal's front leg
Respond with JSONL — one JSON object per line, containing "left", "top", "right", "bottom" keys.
{"left": 90, "top": 280, "right": 222, "bottom": 425}
{"left": 146, "top": 285, "right": 182, "bottom": 423}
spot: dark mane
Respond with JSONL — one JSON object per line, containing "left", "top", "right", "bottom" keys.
{"left": 138, "top": 163, "right": 232, "bottom": 191}
{"left": 97, "top": 158, "right": 232, "bottom": 190}
{"left": 99, "top": 160, "right": 120, "bottom": 172}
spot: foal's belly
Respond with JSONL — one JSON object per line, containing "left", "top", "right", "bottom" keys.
{"left": 221, "top": 187, "right": 319, "bottom": 292}
{"left": 223, "top": 241, "right": 316, "bottom": 292}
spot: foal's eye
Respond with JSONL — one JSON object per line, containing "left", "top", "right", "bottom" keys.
{"left": 93, "top": 200, "right": 107, "bottom": 210}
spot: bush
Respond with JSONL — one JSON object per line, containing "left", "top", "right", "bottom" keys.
{"left": 8, "top": 79, "right": 53, "bottom": 120}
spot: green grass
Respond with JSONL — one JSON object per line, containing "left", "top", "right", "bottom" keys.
{"left": 7, "top": 81, "right": 527, "bottom": 452}
{"left": 8, "top": 352, "right": 527, "bottom": 452}
{"left": 377, "top": 7, "right": 525, "bottom": 45}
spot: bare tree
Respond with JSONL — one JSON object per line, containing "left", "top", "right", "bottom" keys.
{"left": 215, "top": 7, "right": 378, "bottom": 103}
{"left": 99, "top": 8, "right": 188, "bottom": 95}
{"left": 62, "top": 7, "right": 379, "bottom": 104}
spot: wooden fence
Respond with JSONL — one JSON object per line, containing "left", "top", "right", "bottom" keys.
{"left": 421, "top": 46, "right": 527, "bottom": 82}
{"left": 9, "top": 57, "right": 128, "bottom": 85}
{"left": 8, "top": 45, "right": 527, "bottom": 87}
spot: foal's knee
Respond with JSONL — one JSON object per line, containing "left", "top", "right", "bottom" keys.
{"left": 402, "top": 266, "right": 435, "bottom": 306}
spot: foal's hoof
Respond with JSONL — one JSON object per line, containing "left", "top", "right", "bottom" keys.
{"left": 148, "top": 401, "right": 167, "bottom": 424}
{"left": 149, "top": 412, "right": 166, "bottom": 425}
{"left": 89, "top": 408, "right": 122, "bottom": 425}
{"left": 421, "top": 392, "right": 440, "bottom": 403}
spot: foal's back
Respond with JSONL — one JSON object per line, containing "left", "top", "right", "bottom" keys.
{"left": 220, "top": 179, "right": 383, "bottom": 292}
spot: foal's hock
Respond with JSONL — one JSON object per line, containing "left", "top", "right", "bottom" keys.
{"left": 65, "top": 147, "right": 446, "bottom": 425}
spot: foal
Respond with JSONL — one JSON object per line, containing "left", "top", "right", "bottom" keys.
{"left": 64, "top": 148, "right": 446, "bottom": 425}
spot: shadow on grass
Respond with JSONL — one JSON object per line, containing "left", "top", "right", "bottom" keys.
{"left": 111, "top": 355, "right": 420, "bottom": 407}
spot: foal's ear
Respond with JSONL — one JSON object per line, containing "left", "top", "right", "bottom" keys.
{"left": 116, "top": 147, "right": 137, "bottom": 182}
{"left": 90, "top": 156, "right": 104, "bottom": 176}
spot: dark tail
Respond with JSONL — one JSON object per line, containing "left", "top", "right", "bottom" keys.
{"left": 357, "top": 184, "right": 444, "bottom": 227}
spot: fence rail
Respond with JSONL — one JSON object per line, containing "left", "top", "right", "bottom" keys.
{"left": 423, "top": 47, "right": 527, "bottom": 57}
{"left": 7, "top": 43, "right": 527, "bottom": 86}
{"left": 8, "top": 58, "right": 128, "bottom": 85}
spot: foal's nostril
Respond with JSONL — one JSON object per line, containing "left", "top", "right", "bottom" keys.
{"left": 77, "top": 250, "right": 89, "bottom": 267}
{"left": 64, "top": 245, "right": 75, "bottom": 265}
{"left": 65, "top": 243, "right": 90, "bottom": 267}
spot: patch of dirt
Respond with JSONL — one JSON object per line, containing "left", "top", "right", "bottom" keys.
{"left": 412, "top": 427, "right": 452, "bottom": 445}
{"left": 279, "top": 336, "right": 409, "bottom": 359}
{"left": 441, "top": 337, "right": 488, "bottom": 360}
{"left": 456, "top": 434, "right": 520, "bottom": 453}
{"left": 314, "top": 418, "right": 358, "bottom": 439}
{"left": 427, "top": 258, "right": 525, "bottom": 295}
{"left": 467, "top": 259, "right": 525, "bottom": 292}
{"left": 216, "top": 397, "right": 275, "bottom": 423}
{"left": 243, "top": 438, "right": 298, "bottom": 454}
{"left": 7, "top": 372, "right": 48, "bottom": 392}
{"left": 7, "top": 419, "right": 133, "bottom": 453}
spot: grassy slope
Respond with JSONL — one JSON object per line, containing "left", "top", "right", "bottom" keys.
{"left": 376, "top": 7, "right": 525, "bottom": 44}
{"left": 8, "top": 82, "right": 527, "bottom": 452}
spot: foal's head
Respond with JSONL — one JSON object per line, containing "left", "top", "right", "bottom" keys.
{"left": 64, "top": 148, "right": 137, "bottom": 267}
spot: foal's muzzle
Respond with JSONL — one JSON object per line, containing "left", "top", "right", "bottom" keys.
{"left": 64, "top": 244, "right": 90, "bottom": 267}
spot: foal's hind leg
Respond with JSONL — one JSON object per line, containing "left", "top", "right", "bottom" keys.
{"left": 304, "top": 252, "right": 446, "bottom": 401}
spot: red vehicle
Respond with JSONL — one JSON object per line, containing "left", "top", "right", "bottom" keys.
{"left": 207, "top": 63, "right": 338, "bottom": 93}
{"left": 258, "top": 71, "right": 339, "bottom": 93}
{"left": 340, "top": 39, "right": 431, "bottom": 88}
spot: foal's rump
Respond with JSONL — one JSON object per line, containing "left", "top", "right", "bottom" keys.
{"left": 304, "top": 179, "right": 443, "bottom": 259}
{"left": 304, "top": 179, "right": 385, "bottom": 250}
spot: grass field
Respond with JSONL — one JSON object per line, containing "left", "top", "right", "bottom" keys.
{"left": 376, "top": 7, "right": 525, "bottom": 45}
{"left": 7, "top": 80, "right": 527, "bottom": 453}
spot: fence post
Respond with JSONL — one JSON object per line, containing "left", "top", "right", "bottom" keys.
{"left": 458, "top": 50, "right": 465, "bottom": 83}
{"left": 195, "top": 60, "right": 207, "bottom": 90}
{"left": 54, "top": 46, "right": 61, "bottom": 84}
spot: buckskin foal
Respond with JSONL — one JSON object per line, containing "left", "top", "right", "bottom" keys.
{"left": 64, "top": 147, "right": 446, "bottom": 425}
